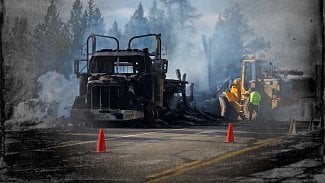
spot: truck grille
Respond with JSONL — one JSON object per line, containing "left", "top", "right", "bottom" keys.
{"left": 90, "top": 86, "right": 121, "bottom": 109}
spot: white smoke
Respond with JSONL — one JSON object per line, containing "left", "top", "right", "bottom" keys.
{"left": 6, "top": 71, "right": 79, "bottom": 129}
{"left": 166, "top": 30, "right": 209, "bottom": 92}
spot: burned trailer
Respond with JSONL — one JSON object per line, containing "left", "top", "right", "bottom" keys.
{"left": 71, "top": 34, "right": 188, "bottom": 126}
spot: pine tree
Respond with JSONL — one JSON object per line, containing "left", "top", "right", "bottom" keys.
{"left": 161, "top": 0, "right": 199, "bottom": 29}
{"left": 82, "top": 9, "right": 89, "bottom": 36}
{"left": 210, "top": 3, "right": 270, "bottom": 83}
{"left": 245, "top": 36, "right": 271, "bottom": 54}
{"left": 158, "top": 0, "right": 199, "bottom": 58}
{"left": 148, "top": 0, "right": 165, "bottom": 34}
{"left": 93, "top": 8, "right": 105, "bottom": 34}
{"left": 2, "top": 16, "right": 10, "bottom": 55}
{"left": 109, "top": 21, "right": 122, "bottom": 39}
{"left": 33, "top": 0, "right": 72, "bottom": 75}
{"left": 85, "top": 0, "right": 105, "bottom": 35}
{"left": 9, "top": 17, "right": 29, "bottom": 58}
{"left": 124, "top": 3, "right": 151, "bottom": 49}
{"left": 108, "top": 21, "right": 123, "bottom": 48}
{"left": 5, "top": 16, "right": 34, "bottom": 112}
{"left": 68, "top": 0, "right": 85, "bottom": 56}
{"left": 87, "top": 0, "right": 95, "bottom": 21}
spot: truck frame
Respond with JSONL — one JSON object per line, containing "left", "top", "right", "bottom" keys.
{"left": 71, "top": 34, "right": 188, "bottom": 126}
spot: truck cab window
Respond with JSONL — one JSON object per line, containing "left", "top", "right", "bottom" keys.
{"left": 114, "top": 61, "right": 138, "bottom": 74}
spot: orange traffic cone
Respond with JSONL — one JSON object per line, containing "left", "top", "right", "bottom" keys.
{"left": 97, "top": 128, "right": 106, "bottom": 153}
{"left": 226, "top": 123, "right": 235, "bottom": 143}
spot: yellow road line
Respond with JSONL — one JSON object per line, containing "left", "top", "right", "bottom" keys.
{"left": 146, "top": 137, "right": 283, "bottom": 183}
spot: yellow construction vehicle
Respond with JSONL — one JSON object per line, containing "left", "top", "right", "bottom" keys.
{"left": 219, "top": 59, "right": 315, "bottom": 121}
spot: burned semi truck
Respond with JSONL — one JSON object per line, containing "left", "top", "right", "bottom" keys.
{"left": 70, "top": 34, "right": 188, "bottom": 126}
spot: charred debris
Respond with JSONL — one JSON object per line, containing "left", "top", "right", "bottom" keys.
{"left": 71, "top": 33, "right": 317, "bottom": 128}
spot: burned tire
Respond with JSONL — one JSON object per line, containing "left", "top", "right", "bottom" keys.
{"left": 219, "top": 96, "right": 238, "bottom": 121}
{"left": 143, "top": 102, "right": 154, "bottom": 127}
{"left": 72, "top": 96, "right": 86, "bottom": 109}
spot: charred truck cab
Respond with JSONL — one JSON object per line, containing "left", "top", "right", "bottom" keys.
{"left": 71, "top": 34, "right": 185, "bottom": 126}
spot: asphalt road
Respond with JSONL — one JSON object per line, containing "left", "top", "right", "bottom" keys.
{"left": 1, "top": 120, "right": 324, "bottom": 182}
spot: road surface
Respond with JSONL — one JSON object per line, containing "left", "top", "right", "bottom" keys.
{"left": 1, "top": 120, "right": 323, "bottom": 182}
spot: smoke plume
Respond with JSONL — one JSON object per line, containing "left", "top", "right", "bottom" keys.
{"left": 6, "top": 72, "right": 78, "bottom": 129}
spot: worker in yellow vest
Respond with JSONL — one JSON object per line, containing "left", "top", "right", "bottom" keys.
{"left": 249, "top": 87, "right": 261, "bottom": 120}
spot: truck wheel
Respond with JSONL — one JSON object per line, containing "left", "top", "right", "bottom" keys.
{"left": 143, "top": 102, "right": 154, "bottom": 127}
{"left": 72, "top": 96, "right": 86, "bottom": 109}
